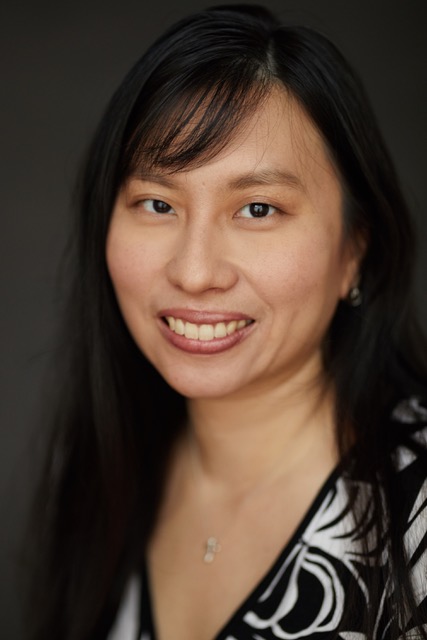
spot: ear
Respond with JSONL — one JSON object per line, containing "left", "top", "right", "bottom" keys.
{"left": 339, "top": 231, "right": 368, "bottom": 300}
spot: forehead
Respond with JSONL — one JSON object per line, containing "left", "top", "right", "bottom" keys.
{"left": 219, "top": 88, "right": 336, "bottom": 187}
{"left": 131, "top": 87, "right": 340, "bottom": 199}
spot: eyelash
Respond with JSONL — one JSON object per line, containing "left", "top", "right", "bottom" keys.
{"left": 141, "top": 199, "right": 175, "bottom": 214}
{"left": 238, "top": 203, "right": 279, "bottom": 218}
{"left": 138, "top": 199, "right": 282, "bottom": 219}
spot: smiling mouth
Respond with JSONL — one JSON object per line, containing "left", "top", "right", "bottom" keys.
{"left": 163, "top": 316, "right": 254, "bottom": 341}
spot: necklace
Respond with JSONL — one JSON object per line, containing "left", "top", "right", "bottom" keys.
{"left": 204, "top": 537, "right": 222, "bottom": 563}
{"left": 186, "top": 431, "right": 238, "bottom": 563}
{"left": 186, "top": 427, "right": 293, "bottom": 564}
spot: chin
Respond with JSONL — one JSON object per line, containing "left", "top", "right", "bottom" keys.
{"left": 159, "top": 367, "right": 246, "bottom": 400}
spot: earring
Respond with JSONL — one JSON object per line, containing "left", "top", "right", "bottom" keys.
{"left": 348, "top": 285, "right": 362, "bottom": 307}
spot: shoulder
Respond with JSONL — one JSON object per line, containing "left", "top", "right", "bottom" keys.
{"left": 390, "top": 395, "right": 427, "bottom": 431}
{"left": 388, "top": 396, "right": 427, "bottom": 523}
{"left": 390, "top": 396, "right": 427, "bottom": 477}
{"left": 106, "top": 576, "right": 142, "bottom": 640}
{"left": 389, "top": 397, "right": 427, "bottom": 602}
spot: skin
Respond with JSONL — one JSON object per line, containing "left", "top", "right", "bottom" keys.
{"left": 106, "top": 88, "right": 362, "bottom": 640}
{"left": 107, "top": 90, "right": 359, "bottom": 404}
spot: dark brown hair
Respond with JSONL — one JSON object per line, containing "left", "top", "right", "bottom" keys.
{"left": 28, "top": 5, "right": 427, "bottom": 638}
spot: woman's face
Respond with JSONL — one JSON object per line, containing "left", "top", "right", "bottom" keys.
{"left": 106, "top": 89, "right": 360, "bottom": 400}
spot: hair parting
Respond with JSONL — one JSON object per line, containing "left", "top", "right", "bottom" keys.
{"left": 26, "top": 5, "right": 427, "bottom": 639}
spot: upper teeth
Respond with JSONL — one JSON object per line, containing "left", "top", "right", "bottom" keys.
{"left": 165, "top": 317, "right": 251, "bottom": 341}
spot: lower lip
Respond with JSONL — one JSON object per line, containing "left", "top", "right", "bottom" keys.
{"left": 158, "top": 319, "right": 255, "bottom": 355}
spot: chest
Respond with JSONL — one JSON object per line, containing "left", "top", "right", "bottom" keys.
{"left": 147, "top": 473, "right": 337, "bottom": 640}
{"left": 148, "top": 529, "right": 290, "bottom": 639}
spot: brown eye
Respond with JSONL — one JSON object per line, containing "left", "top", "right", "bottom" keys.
{"left": 143, "top": 199, "right": 174, "bottom": 214}
{"left": 239, "top": 202, "right": 276, "bottom": 218}
{"left": 250, "top": 203, "right": 270, "bottom": 217}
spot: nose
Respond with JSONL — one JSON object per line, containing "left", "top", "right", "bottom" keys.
{"left": 165, "top": 219, "right": 238, "bottom": 295}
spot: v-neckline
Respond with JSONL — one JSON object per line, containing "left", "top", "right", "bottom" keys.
{"left": 140, "top": 459, "right": 345, "bottom": 640}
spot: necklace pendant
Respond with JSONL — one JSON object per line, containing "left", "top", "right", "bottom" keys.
{"left": 203, "top": 537, "right": 222, "bottom": 563}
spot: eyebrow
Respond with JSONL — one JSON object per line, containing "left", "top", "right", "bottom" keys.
{"left": 227, "top": 169, "right": 305, "bottom": 192}
{"left": 131, "top": 168, "right": 305, "bottom": 192}
{"left": 131, "top": 171, "right": 177, "bottom": 189}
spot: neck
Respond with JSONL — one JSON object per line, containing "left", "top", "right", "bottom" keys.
{"left": 186, "top": 371, "right": 338, "bottom": 494}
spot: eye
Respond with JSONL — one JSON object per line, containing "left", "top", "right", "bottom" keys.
{"left": 238, "top": 202, "right": 277, "bottom": 218}
{"left": 142, "top": 199, "right": 175, "bottom": 214}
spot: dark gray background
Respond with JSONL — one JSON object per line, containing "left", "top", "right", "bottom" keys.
{"left": 1, "top": 0, "right": 426, "bottom": 637}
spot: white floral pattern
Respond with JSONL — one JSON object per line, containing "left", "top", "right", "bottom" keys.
{"left": 109, "top": 401, "right": 427, "bottom": 640}
{"left": 242, "top": 478, "right": 371, "bottom": 638}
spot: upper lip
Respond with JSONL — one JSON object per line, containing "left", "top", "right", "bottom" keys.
{"left": 158, "top": 308, "right": 254, "bottom": 324}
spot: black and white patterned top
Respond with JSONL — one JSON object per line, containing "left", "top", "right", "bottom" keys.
{"left": 108, "top": 398, "right": 427, "bottom": 640}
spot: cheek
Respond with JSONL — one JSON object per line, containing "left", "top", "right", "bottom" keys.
{"left": 251, "top": 234, "right": 342, "bottom": 310}
{"left": 106, "top": 230, "right": 160, "bottom": 300}
{"left": 105, "top": 228, "right": 166, "bottom": 354}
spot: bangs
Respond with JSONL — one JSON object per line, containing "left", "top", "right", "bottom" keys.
{"left": 121, "top": 61, "right": 275, "bottom": 176}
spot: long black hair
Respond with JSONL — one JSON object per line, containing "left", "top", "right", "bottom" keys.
{"left": 27, "top": 5, "right": 427, "bottom": 639}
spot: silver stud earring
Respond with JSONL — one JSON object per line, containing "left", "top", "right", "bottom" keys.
{"left": 348, "top": 285, "right": 362, "bottom": 307}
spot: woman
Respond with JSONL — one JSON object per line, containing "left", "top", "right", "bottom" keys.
{"left": 28, "top": 4, "right": 427, "bottom": 639}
